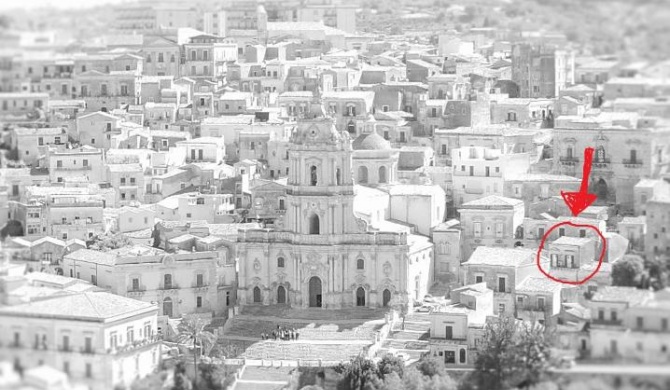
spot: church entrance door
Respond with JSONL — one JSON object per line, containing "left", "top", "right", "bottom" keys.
{"left": 277, "top": 286, "right": 286, "bottom": 304}
{"left": 382, "top": 289, "right": 391, "bottom": 307}
{"left": 356, "top": 287, "right": 366, "bottom": 307}
{"left": 309, "top": 277, "right": 322, "bottom": 308}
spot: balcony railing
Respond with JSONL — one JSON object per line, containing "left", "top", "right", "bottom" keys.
{"left": 127, "top": 289, "right": 146, "bottom": 297}
{"left": 623, "top": 159, "right": 643, "bottom": 168}
{"left": 159, "top": 284, "right": 179, "bottom": 290}
{"left": 53, "top": 165, "right": 93, "bottom": 171}
{"left": 591, "top": 319, "right": 623, "bottom": 327}
{"left": 108, "top": 336, "right": 160, "bottom": 355}
{"left": 559, "top": 157, "right": 579, "bottom": 166}
{"left": 80, "top": 347, "right": 95, "bottom": 354}
{"left": 58, "top": 345, "right": 74, "bottom": 352}
{"left": 592, "top": 159, "right": 611, "bottom": 169}
{"left": 8, "top": 342, "right": 23, "bottom": 349}
{"left": 33, "top": 342, "right": 48, "bottom": 350}
{"left": 192, "top": 284, "right": 210, "bottom": 293}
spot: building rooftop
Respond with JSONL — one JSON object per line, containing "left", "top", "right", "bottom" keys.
{"left": 464, "top": 246, "right": 536, "bottom": 267}
{"left": 591, "top": 286, "right": 653, "bottom": 306}
{"left": 460, "top": 195, "right": 524, "bottom": 209}
{"left": 0, "top": 291, "right": 156, "bottom": 322}
{"left": 551, "top": 236, "right": 594, "bottom": 247}
{"left": 516, "top": 276, "right": 563, "bottom": 293}
{"left": 65, "top": 249, "right": 117, "bottom": 266}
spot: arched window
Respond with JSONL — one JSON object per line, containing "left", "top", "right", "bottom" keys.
{"left": 277, "top": 257, "right": 285, "bottom": 268}
{"left": 253, "top": 286, "right": 261, "bottom": 303}
{"left": 336, "top": 168, "right": 341, "bottom": 185}
{"left": 378, "top": 166, "right": 387, "bottom": 183}
{"left": 357, "top": 259, "right": 365, "bottom": 270}
{"left": 459, "top": 349, "right": 466, "bottom": 364}
{"left": 310, "top": 165, "right": 317, "bottom": 186}
{"left": 507, "top": 111, "right": 517, "bottom": 121}
{"left": 629, "top": 149, "right": 637, "bottom": 163}
{"left": 164, "top": 274, "right": 172, "bottom": 289}
{"left": 566, "top": 146, "right": 573, "bottom": 159}
{"left": 358, "top": 166, "right": 368, "bottom": 184}
{"left": 309, "top": 214, "right": 319, "bottom": 235}
{"left": 596, "top": 146, "right": 606, "bottom": 162}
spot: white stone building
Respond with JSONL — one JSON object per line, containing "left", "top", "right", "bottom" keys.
{"left": 236, "top": 118, "right": 434, "bottom": 309}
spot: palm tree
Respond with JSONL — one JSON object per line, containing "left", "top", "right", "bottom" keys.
{"left": 177, "top": 315, "right": 217, "bottom": 389}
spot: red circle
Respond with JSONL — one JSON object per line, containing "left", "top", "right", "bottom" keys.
{"left": 535, "top": 221, "right": 607, "bottom": 285}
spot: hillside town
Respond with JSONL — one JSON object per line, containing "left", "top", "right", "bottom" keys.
{"left": 0, "top": 0, "right": 669, "bottom": 389}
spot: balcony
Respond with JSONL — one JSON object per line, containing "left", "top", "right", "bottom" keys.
{"left": 559, "top": 157, "right": 580, "bottom": 166}
{"left": 8, "top": 342, "right": 23, "bottom": 349}
{"left": 80, "top": 347, "right": 95, "bottom": 354}
{"left": 127, "top": 289, "right": 146, "bottom": 298}
{"left": 623, "top": 159, "right": 643, "bottom": 168}
{"left": 53, "top": 165, "right": 93, "bottom": 171}
{"left": 591, "top": 319, "right": 623, "bottom": 327}
{"left": 591, "top": 159, "right": 611, "bottom": 170}
{"left": 159, "top": 284, "right": 179, "bottom": 291}
{"left": 108, "top": 336, "right": 160, "bottom": 355}
{"left": 192, "top": 284, "right": 210, "bottom": 293}
{"left": 33, "top": 342, "right": 48, "bottom": 351}
{"left": 58, "top": 345, "right": 74, "bottom": 353}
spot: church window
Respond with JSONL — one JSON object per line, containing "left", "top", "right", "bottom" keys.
{"left": 310, "top": 165, "right": 317, "bottom": 186}
{"left": 358, "top": 166, "right": 368, "bottom": 184}
{"left": 277, "top": 257, "right": 285, "bottom": 268}
{"left": 357, "top": 259, "right": 365, "bottom": 270}
{"left": 308, "top": 214, "right": 319, "bottom": 235}
{"left": 596, "top": 146, "right": 606, "bottom": 162}
{"left": 378, "top": 166, "right": 387, "bottom": 183}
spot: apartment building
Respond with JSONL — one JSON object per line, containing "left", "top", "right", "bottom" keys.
{"left": 0, "top": 291, "right": 159, "bottom": 390}
{"left": 458, "top": 195, "right": 525, "bottom": 260}
{"left": 462, "top": 246, "right": 546, "bottom": 316}
{"left": 62, "top": 245, "right": 230, "bottom": 318}
{"left": 589, "top": 287, "right": 669, "bottom": 363}
{"left": 47, "top": 146, "right": 105, "bottom": 185}
{"left": 429, "top": 283, "right": 493, "bottom": 366}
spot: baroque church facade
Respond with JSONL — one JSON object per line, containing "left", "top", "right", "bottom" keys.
{"left": 236, "top": 118, "right": 433, "bottom": 309}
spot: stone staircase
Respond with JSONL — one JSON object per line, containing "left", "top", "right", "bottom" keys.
{"left": 378, "top": 312, "right": 431, "bottom": 360}
{"left": 232, "top": 366, "right": 293, "bottom": 390}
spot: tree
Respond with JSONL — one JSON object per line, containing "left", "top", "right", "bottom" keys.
{"left": 1, "top": 220, "right": 24, "bottom": 239}
{"left": 173, "top": 361, "right": 193, "bottom": 390}
{"left": 377, "top": 354, "right": 404, "bottom": 380}
{"left": 177, "top": 316, "right": 217, "bottom": 390}
{"left": 334, "top": 356, "right": 383, "bottom": 390}
{"left": 468, "top": 316, "right": 552, "bottom": 390}
{"left": 88, "top": 233, "right": 132, "bottom": 251}
{"left": 644, "top": 256, "right": 669, "bottom": 291}
{"left": 513, "top": 322, "right": 551, "bottom": 389}
{"left": 612, "top": 255, "right": 645, "bottom": 287}
{"left": 151, "top": 226, "right": 161, "bottom": 248}
{"left": 416, "top": 356, "right": 446, "bottom": 378}
{"left": 197, "top": 363, "right": 228, "bottom": 390}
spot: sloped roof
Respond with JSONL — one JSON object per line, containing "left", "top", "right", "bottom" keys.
{"left": 0, "top": 291, "right": 156, "bottom": 322}
{"left": 464, "top": 246, "right": 536, "bottom": 267}
{"left": 460, "top": 195, "right": 524, "bottom": 209}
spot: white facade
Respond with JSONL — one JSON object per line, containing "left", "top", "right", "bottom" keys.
{"left": 0, "top": 292, "right": 159, "bottom": 390}
{"left": 236, "top": 118, "right": 433, "bottom": 309}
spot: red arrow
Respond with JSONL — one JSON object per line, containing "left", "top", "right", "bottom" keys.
{"left": 561, "top": 147, "right": 597, "bottom": 216}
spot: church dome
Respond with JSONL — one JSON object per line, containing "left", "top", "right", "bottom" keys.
{"left": 352, "top": 132, "right": 391, "bottom": 151}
